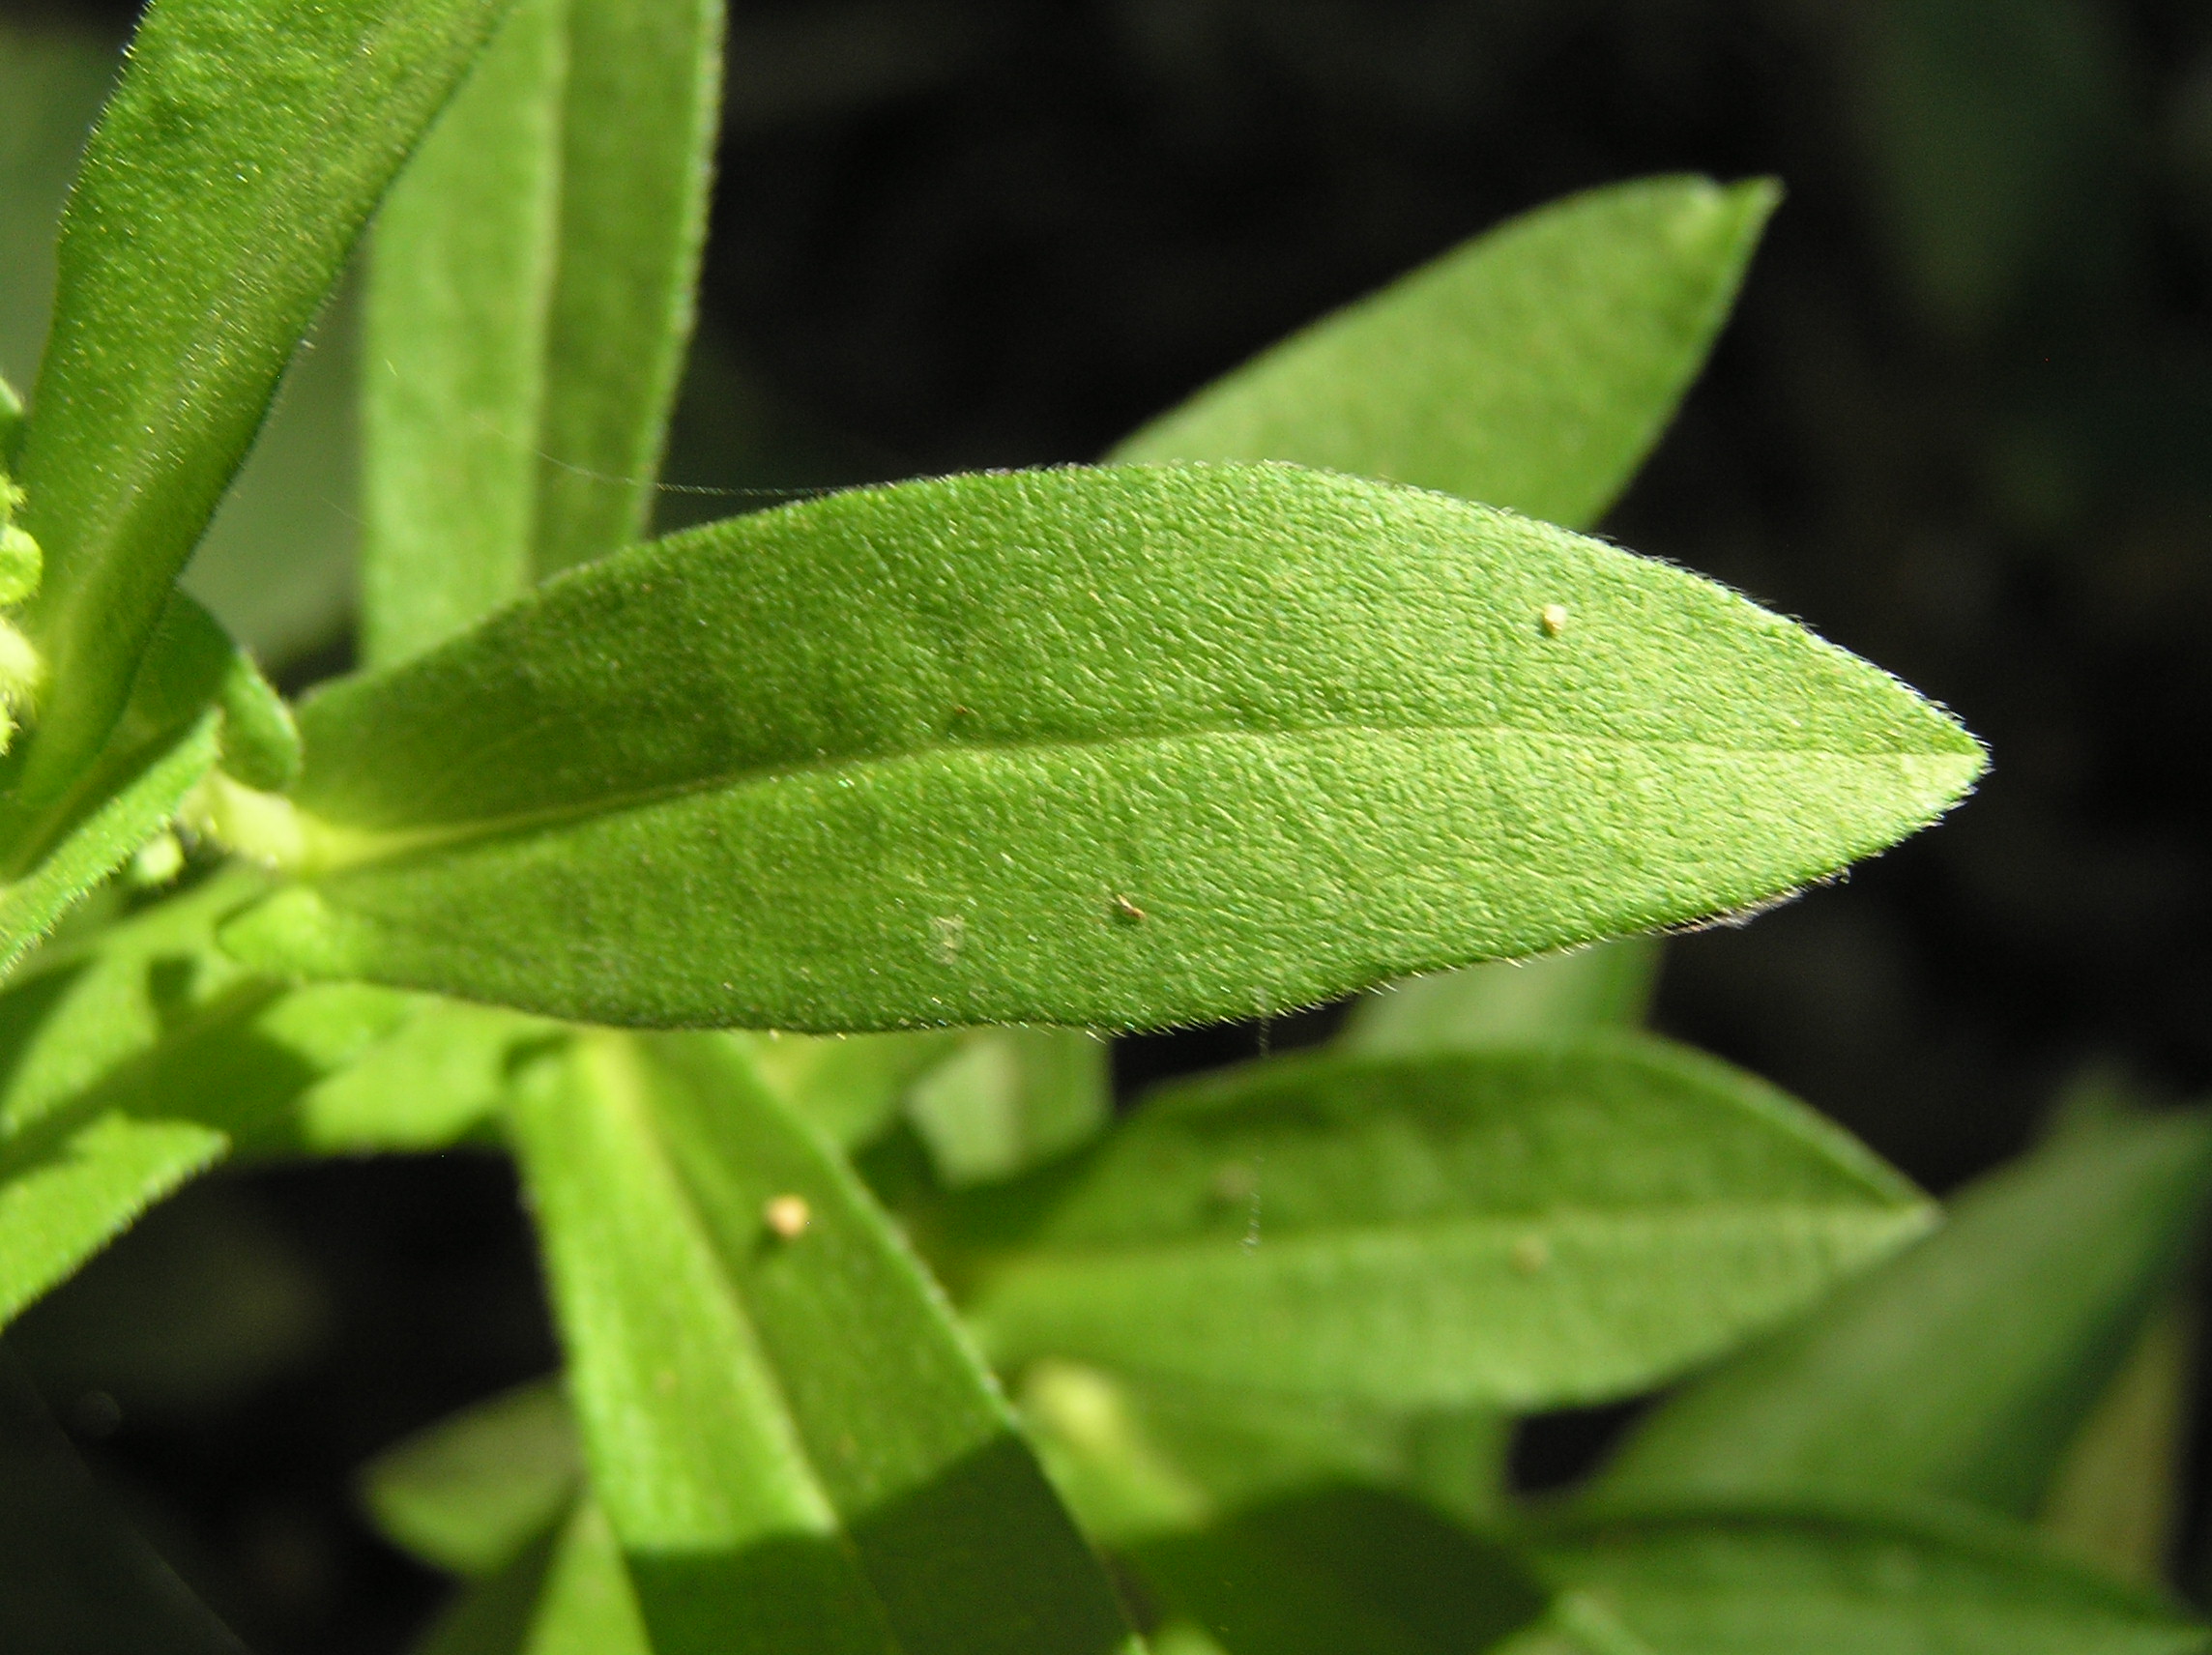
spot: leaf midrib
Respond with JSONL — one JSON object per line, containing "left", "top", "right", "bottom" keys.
{"left": 296, "top": 717, "right": 1970, "bottom": 875}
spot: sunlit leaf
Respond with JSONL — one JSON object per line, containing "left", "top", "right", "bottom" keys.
{"left": 1115, "top": 176, "right": 1776, "bottom": 529}
{"left": 362, "top": 0, "right": 718, "bottom": 661}
{"left": 13, "top": 0, "right": 515, "bottom": 816}
{"left": 953, "top": 1034, "right": 1934, "bottom": 1408}
{"left": 224, "top": 463, "right": 1980, "bottom": 1031}
{"left": 505, "top": 1028, "right": 1139, "bottom": 1654}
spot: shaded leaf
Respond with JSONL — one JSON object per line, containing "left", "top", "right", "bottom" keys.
{"left": 414, "top": 1499, "right": 650, "bottom": 1655}
{"left": 505, "top": 1028, "right": 1139, "bottom": 1654}
{"left": 365, "top": 1377, "right": 582, "bottom": 1578}
{"left": 1596, "top": 1108, "right": 2212, "bottom": 1518}
{"left": 1017, "top": 1357, "right": 1511, "bottom": 1545}
{"left": 224, "top": 463, "right": 1981, "bottom": 1031}
{"left": 2038, "top": 1301, "right": 2194, "bottom": 1585}
{"left": 1340, "top": 938, "right": 1660, "bottom": 1058}
{"left": 1114, "top": 176, "right": 1777, "bottom": 529}
{"left": 1133, "top": 1486, "right": 1549, "bottom": 1655}
{"left": 1528, "top": 1495, "right": 2212, "bottom": 1654}
{"left": 955, "top": 1033, "right": 1934, "bottom": 1409}
{"left": 13, "top": 0, "right": 515, "bottom": 814}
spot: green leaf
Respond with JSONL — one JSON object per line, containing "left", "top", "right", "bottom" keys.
{"left": 2038, "top": 1301, "right": 2193, "bottom": 1585}
{"left": 1339, "top": 938, "right": 1661, "bottom": 1058}
{"left": 504, "top": 1028, "right": 1139, "bottom": 1654}
{"left": 13, "top": 0, "right": 515, "bottom": 816}
{"left": 0, "top": 865, "right": 525, "bottom": 1327}
{"left": 0, "top": 593, "right": 245, "bottom": 979}
{"left": 1131, "top": 1486, "right": 1550, "bottom": 1655}
{"left": 0, "top": 1351, "right": 249, "bottom": 1653}
{"left": 531, "top": 0, "right": 720, "bottom": 575}
{"left": 1113, "top": 177, "right": 1777, "bottom": 529}
{"left": 729, "top": 1029, "right": 961, "bottom": 1150}
{"left": 364, "top": 0, "right": 568, "bottom": 666}
{"left": 413, "top": 1500, "right": 650, "bottom": 1655}
{"left": 1017, "top": 1357, "right": 1512, "bottom": 1545}
{"left": 291, "top": 994, "right": 547, "bottom": 1152}
{"left": 365, "top": 1377, "right": 582, "bottom": 1578}
{"left": 1594, "top": 1108, "right": 2212, "bottom": 1518}
{"left": 952, "top": 1033, "right": 1934, "bottom": 1409}
{"left": 906, "top": 1029, "right": 1111, "bottom": 1187}
{"left": 223, "top": 463, "right": 1982, "bottom": 1031}
{"left": 363, "top": 0, "right": 722, "bottom": 664}
{"left": 1527, "top": 1496, "right": 2212, "bottom": 1654}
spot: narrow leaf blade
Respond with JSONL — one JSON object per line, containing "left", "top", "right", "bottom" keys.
{"left": 363, "top": 0, "right": 568, "bottom": 667}
{"left": 15, "top": 0, "right": 514, "bottom": 802}
{"left": 532, "top": 0, "right": 721, "bottom": 574}
{"left": 506, "top": 1029, "right": 1139, "bottom": 1654}
{"left": 955, "top": 1034, "right": 1935, "bottom": 1409}
{"left": 1595, "top": 1108, "right": 2212, "bottom": 1517}
{"left": 1113, "top": 176, "right": 1778, "bottom": 527}
{"left": 224, "top": 464, "right": 1981, "bottom": 1031}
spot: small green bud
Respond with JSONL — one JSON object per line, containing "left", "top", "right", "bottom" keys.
{"left": 129, "top": 831, "right": 186, "bottom": 888}
{"left": 0, "top": 524, "right": 43, "bottom": 607}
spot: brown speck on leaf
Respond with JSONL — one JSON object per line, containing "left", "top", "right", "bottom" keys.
{"left": 1539, "top": 603, "right": 1569, "bottom": 638}
{"left": 764, "top": 1194, "right": 812, "bottom": 1239}
{"left": 1111, "top": 893, "right": 1148, "bottom": 923}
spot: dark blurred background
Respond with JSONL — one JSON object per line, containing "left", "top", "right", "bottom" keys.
{"left": 7, "top": 0, "right": 2212, "bottom": 1649}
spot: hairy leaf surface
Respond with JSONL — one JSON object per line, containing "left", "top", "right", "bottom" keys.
{"left": 954, "top": 1034, "right": 1934, "bottom": 1408}
{"left": 1596, "top": 1108, "right": 2212, "bottom": 1518}
{"left": 1114, "top": 176, "right": 1776, "bottom": 527}
{"left": 15, "top": 0, "right": 514, "bottom": 808}
{"left": 505, "top": 1029, "right": 1139, "bottom": 1654}
{"left": 227, "top": 464, "right": 1980, "bottom": 1031}
{"left": 363, "top": 0, "right": 720, "bottom": 663}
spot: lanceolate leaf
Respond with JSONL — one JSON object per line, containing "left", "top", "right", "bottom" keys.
{"left": 223, "top": 464, "right": 1981, "bottom": 1031}
{"left": 533, "top": 0, "right": 721, "bottom": 575}
{"left": 1528, "top": 1496, "right": 2212, "bottom": 1655}
{"left": 362, "top": 0, "right": 722, "bottom": 664}
{"left": 12, "top": 0, "right": 514, "bottom": 816}
{"left": 504, "top": 1029, "right": 1139, "bottom": 1654}
{"left": 1114, "top": 176, "right": 1777, "bottom": 528}
{"left": 1595, "top": 1108, "right": 2212, "bottom": 1518}
{"left": 952, "top": 1033, "right": 1934, "bottom": 1409}
{"left": 364, "top": 0, "right": 569, "bottom": 666}
{"left": 1339, "top": 938, "right": 1661, "bottom": 1058}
